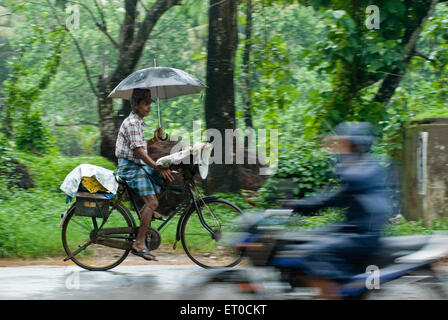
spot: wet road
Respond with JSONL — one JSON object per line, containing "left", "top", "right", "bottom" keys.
{"left": 0, "top": 264, "right": 205, "bottom": 300}
{"left": 1, "top": 263, "right": 447, "bottom": 300}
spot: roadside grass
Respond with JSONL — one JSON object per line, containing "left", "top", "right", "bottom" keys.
{"left": 382, "top": 216, "right": 448, "bottom": 236}
{"left": 0, "top": 189, "right": 68, "bottom": 258}
{"left": 288, "top": 209, "right": 448, "bottom": 236}
{"left": 0, "top": 152, "right": 115, "bottom": 258}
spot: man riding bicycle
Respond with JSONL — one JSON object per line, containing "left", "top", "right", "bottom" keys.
{"left": 115, "top": 88, "right": 174, "bottom": 261}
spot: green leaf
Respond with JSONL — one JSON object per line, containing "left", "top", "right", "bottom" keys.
{"left": 340, "top": 17, "right": 356, "bottom": 33}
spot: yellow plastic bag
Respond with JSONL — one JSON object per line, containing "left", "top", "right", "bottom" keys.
{"left": 81, "top": 176, "right": 110, "bottom": 194}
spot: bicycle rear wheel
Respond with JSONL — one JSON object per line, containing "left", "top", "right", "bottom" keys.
{"left": 181, "top": 198, "right": 243, "bottom": 268}
{"left": 61, "top": 201, "right": 136, "bottom": 271}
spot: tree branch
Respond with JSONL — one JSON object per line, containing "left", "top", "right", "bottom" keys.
{"left": 110, "top": 0, "right": 181, "bottom": 85}
{"left": 373, "top": 0, "right": 440, "bottom": 106}
{"left": 404, "top": 0, "right": 440, "bottom": 55}
{"left": 46, "top": 0, "right": 98, "bottom": 97}
{"left": 119, "top": 0, "right": 138, "bottom": 52}
{"left": 415, "top": 50, "right": 436, "bottom": 63}
{"left": 139, "top": 0, "right": 149, "bottom": 11}
{"left": 67, "top": 0, "right": 119, "bottom": 49}
{"left": 93, "top": 0, "right": 107, "bottom": 27}
{"left": 130, "top": 0, "right": 181, "bottom": 65}
{"left": 55, "top": 121, "right": 98, "bottom": 127}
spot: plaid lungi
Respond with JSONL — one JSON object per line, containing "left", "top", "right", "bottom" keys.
{"left": 116, "top": 158, "right": 164, "bottom": 196}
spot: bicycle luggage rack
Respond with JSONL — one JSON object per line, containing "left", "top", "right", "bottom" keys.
{"left": 75, "top": 192, "right": 110, "bottom": 218}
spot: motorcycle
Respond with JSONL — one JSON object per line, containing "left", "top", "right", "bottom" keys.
{"left": 184, "top": 209, "right": 448, "bottom": 300}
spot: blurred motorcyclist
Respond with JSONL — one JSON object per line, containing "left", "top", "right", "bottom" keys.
{"left": 282, "top": 122, "right": 396, "bottom": 299}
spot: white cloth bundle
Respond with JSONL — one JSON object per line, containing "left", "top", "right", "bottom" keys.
{"left": 60, "top": 164, "right": 119, "bottom": 198}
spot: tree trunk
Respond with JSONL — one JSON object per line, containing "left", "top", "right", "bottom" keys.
{"left": 204, "top": 0, "right": 240, "bottom": 193}
{"left": 242, "top": 0, "right": 253, "bottom": 130}
{"left": 97, "top": 76, "right": 117, "bottom": 162}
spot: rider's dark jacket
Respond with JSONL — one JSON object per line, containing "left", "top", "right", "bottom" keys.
{"left": 288, "top": 153, "right": 395, "bottom": 280}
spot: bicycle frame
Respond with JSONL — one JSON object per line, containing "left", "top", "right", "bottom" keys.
{"left": 121, "top": 180, "right": 219, "bottom": 245}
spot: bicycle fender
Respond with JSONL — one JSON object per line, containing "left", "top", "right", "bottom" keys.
{"left": 199, "top": 195, "right": 219, "bottom": 202}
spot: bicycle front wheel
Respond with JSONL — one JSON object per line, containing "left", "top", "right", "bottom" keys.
{"left": 61, "top": 201, "right": 135, "bottom": 271}
{"left": 181, "top": 198, "right": 243, "bottom": 268}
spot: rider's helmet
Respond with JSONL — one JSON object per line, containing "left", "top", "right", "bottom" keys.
{"left": 332, "top": 122, "right": 376, "bottom": 154}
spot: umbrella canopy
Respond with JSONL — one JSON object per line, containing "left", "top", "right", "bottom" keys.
{"left": 108, "top": 67, "right": 206, "bottom": 100}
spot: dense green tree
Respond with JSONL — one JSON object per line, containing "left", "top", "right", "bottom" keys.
{"left": 42, "top": 0, "right": 182, "bottom": 162}
{"left": 295, "top": 0, "right": 446, "bottom": 135}
{"left": 1, "top": 2, "right": 66, "bottom": 154}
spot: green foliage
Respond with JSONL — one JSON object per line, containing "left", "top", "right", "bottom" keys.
{"left": 300, "top": 0, "right": 443, "bottom": 137}
{"left": 1, "top": 25, "right": 66, "bottom": 136}
{"left": 0, "top": 189, "right": 67, "bottom": 258}
{"left": 371, "top": 4, "right": 448, "bottom": 158}
{"left": 13, "top": 151, "right": 116, "bottom": 193}
{"left": 52, "top": 125, "right": 100, "bottom": 156}
{"left": 259, "top": 140, "right": 337, "bottom": 204}
{"left": 0, "top": 151, "right": 116, "bottom": 257}
{"left": 213, "top": 192, "right": 254, "bottom": 211}
{"left": 382, "top": 217, "right": 448, "bottom": 236}
{"left": 287, "top": 208, "right": 346, "bottom": 230}
{"left": 249, "top": 35, "right": 300, "bottom": 129}
{"left": 1, "top": 2, "right": 66, "bottom": 151}
{"left": 0, "top": 132, "right": 17, "bottom": 200}
{"left": 0, "top": 131, "right": 13, "bottom": 164}
{"left": 15, "top": 110, "right": 57, "bottom": 155}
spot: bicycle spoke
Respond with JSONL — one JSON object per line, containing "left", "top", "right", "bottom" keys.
{"left": 181, "top": 199, "right": 242, "bottom": 268}
{"left": 63, "top": 240, "right": 94, "bottom": 261}
{"left": 62, "top": 202, "right": 134, "bottom": 271}
{"left": 70, "top": 216, "right": 96, "bottom": 232}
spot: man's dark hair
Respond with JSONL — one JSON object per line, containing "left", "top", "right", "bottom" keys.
{"left": 131, "top": 88, "right": 152, "bottom": 108}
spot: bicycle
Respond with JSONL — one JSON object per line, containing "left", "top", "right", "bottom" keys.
{"left": 60, "top": 151, "right": 243, "bottom": 271}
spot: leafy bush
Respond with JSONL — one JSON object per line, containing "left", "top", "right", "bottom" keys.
{"left": 213, "top": 192, "right": 255, "bottom": 211}
{"left": 15, "top": 110, "right": 57, "bottom": 155}
{"left": 52, "top": 125, "right": 100, "bottom": 156}
{"left": 0, "top": 189, "right": 68, "bottom": 258}
{"left": 11, "top": 151, "right": 116, "bottom": 192}
{"left": 383, "top": 217, "right": 448, "bottom": 236}
{"left": 0, "top": 134, "right": 21, "bottom": 199}
{"left": 259, "top": 141, "right": 337, "bottom": 204}
{"left": 287, "top": 208, "right": 346, "bottom": 231}
{"left": 0, "top": 152, "right": 117, "bottom": 258}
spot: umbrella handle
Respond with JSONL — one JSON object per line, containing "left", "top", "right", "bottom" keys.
{"left": 161, "top": 133, "right": 169, "bottom": 141}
